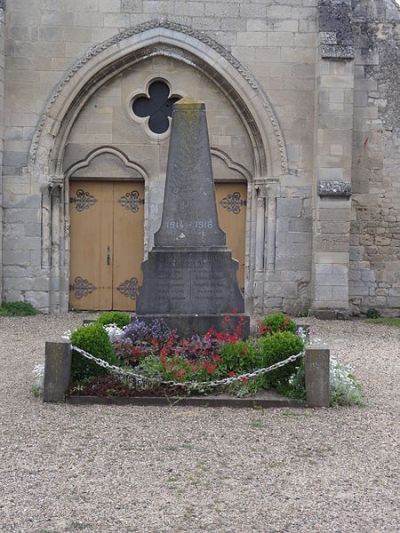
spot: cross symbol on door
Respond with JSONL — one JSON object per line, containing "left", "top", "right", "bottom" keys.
{"left": 132, "top": 80, "right": 181, "bottom": 134}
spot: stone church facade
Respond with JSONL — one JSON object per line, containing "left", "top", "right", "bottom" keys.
{"left": 0, "top": 0, "right": 399, "bottom": 317}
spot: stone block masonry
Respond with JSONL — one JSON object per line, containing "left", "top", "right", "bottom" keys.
{"left": 0, "top": 0, "right": 399, "bottom": 319}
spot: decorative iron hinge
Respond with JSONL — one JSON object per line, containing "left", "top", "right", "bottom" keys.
{"left": 70, "top": 276, "right": 96, "bottom": 299}
{"left": 70, "top": 189, "right": 97, "bottom": 211}
{"left": 117, "top": 277, "right": 140, "bottom": 300}
{"left": 219, "top": 192, "right": 247, "bottom": 214}
{"left": 118, "top": 191, "right": 145, "bottom": 213}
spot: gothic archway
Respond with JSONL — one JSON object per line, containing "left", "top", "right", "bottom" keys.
{"left": 29, "top": 21, "right": 288, "bottom": 312}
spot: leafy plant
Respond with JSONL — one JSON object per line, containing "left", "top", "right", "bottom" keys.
{"left": 366, "top": 308, "right": 381, "bottom": 319}
{"left": 71, "top": 323, "right": 119, "bottom": 382}
{"left": 329, "top": 357, "right": 363, "bottom": 406}
{"left": 219, "top": 339, "right": 260, "bottom": 374}
{"left": 0, "top": 301, "right": 39, "bottom": 316}
{"left": 258, "top": 313, "right": 297, "bottom": 336}
{"left": 96, "top": 311, "right": 131, "bottom": 328}
{"left": 257, "top": 332, "right": 304, "bottom": 389}
{"left": 121, "top": 316, "right": 172, "bottom": 343}
{"left": 283, "top": 362, "right": 306, "bottom": 400}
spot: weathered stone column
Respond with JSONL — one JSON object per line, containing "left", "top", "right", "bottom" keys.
{"left": 305, "top": 345, "right": 330, "bottom": 408}
{"left": 43, "top": 342, "right": 72, "bottom": 402}
{"left": 312, "top": 0, "right": 355, "bottom": 318}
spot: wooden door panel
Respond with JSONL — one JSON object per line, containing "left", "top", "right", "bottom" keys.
{"left": 216, "top": 182, "right": 247, "bottom": 291}
{"left": 112, "top": 182, "right": 145, "bottom": 311}
{"left": 70, "top": 181, "right": 113, "bottom": 310}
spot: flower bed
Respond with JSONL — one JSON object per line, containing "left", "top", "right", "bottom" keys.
{"left": 69, "top": 312, "right": 306, "bottom": 400}
{"left": 64, "top": 312, "right": 363, "bottom": 406}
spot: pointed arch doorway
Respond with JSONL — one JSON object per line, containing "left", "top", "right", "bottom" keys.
{"left": 67, "top": 149, "right": 147, "bottom": 311}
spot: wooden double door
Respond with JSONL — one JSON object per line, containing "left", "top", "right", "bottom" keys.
{"left": 69, "top": 180, "right": 144, "bottom": 311}
{"left": 69, "top": 180, "right": 247, "bottom": 311}
{"left": 216, "top": 182, "right": 247, "bottom": 293}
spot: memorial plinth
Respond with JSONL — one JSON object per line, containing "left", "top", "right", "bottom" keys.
{"left": 137, "top": 98, "right": 250, "bottom": 337}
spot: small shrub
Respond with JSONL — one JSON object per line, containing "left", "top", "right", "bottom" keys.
{"left": 257, "top": 332, "right": 304, "bottom": 388}
{"left": 0, "top": 301, "right": 39, "bottom": 316}
{"left": 71, "top": 323, "right": 119, "bottom": 382}
{"left": 258, "top": 313, "right": 297, "bottom": 336}
{"left": 283, "top": 362, "right": 306, "bottom": 400}
{"left": 96, "top": 311, "right": 131, "bottom": 328}
{"left": 219, "top": 339, "right": 260, "bottom": 374}
{"left": 366, "top": 308, "right": 381, "bottom": 319}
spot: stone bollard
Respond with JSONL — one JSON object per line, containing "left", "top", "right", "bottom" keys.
{"left": 43, "top": 342, "right": 72, "bottom": 402}
{"left": 304, "top": 345, "right": 330, "bottom": 408}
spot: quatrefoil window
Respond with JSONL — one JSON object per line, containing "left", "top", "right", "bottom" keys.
{"left": 132, "top": 80, "right": 181, "bottom": 135}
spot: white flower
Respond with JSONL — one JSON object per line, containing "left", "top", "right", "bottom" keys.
{"left": 329, "top": 355, "right": 363, "bottom": 406}
{"left": 32, "top": 363, "right": 45, "bottom": 394}
{"left": 103, "top": 323, "right": 124, "bottom": 342}
{"left": 61, "top": 329, "right": 72, "bottom": 340}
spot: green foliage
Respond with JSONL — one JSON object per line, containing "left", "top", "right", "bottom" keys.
{"left": 0, "top": 301, "right": 39, "bottom": 316}
{"left": 258, "top": 312, "right": 297, "bottom": 336}
{"left": 256, "top": 332, "right": 304, "bottom": 389}
{"left": 220, "top": 332, "right": 304, "bottom": 396}
{"left": 219, "top": 339, "right": 260, "bottom": 374}
{"left": 278, "top": 362, "right": 306, "bottom": 400}
{"left": 96, "top": 311, "right": 131, "bottom": 328}
{"left": 366, "top": 308, "right": 381, "bottom": 319}
{"left": 367, "top": 317, "right": 400, "bottom": 327}
{"left": 71, "top": 323, "right": 119, "bottom": 382}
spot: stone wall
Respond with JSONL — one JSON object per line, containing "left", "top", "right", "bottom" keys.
{"left": 1, "top": 0, "right": 399, "bottom": 316}
{"left": 2, "top": 0, "right": 318, "bottom": 313}
{"left": 350, "top": 0, "right": 400, "bottom": 316}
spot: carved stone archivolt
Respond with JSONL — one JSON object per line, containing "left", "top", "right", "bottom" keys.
{"left": 70, "top": 189, "right": 97, "bottom": 211}
{"left": 118, "top": 191, "right": 145, "bottom": 213}
{"left": 70, "top": 277, "right": 96, "bottom": 299}
{"left": 29, "top": 21, "right": 288, "bottom": 177}
{"left": 220, "top": 192, "right": 247, "bottom": 214}
{"left": 117, "top": 277, "right": 140, "bottom": 300}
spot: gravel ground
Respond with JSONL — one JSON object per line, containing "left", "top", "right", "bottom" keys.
{"left": 0, "top": 313, "right": 399, "bottom": 533}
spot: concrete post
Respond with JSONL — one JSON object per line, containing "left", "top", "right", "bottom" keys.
{"left": 43, "top": 342, "right": 72, "bottom": 402}
{"left": 304, "top": 346, "right": 330, "bottom": 407}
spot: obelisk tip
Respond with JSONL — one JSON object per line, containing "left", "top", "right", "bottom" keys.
{"left": 174, "top": 97, "right": 205, "bottom": 109}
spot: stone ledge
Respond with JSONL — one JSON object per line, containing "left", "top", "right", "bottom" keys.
{"left": 66, "top": 393, "right": 306, "bottom": 409}
{"left": 311, "top": 308, "right": 352, "bottom": 320}
{"left": 137, "top": 314, "right": 250, "bottom": 338}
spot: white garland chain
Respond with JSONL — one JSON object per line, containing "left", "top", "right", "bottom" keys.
{"left": 71, "top": 345, "right": 304, "bottom": 390}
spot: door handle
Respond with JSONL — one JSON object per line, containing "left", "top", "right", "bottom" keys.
{"left": 106, "top": 246, "right": 111, "bottom": 266}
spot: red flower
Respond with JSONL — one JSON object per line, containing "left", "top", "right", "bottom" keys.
{"left": 228, "top": 371, "right": 236, "bottom": 377}
{"left": 241, "top": 376, "right": 247, "bottom": 384}
{"left": 212, "top": 355, "right": 222, "bottom": 363}
{"left": 175, "top": 368, "right": 186, "bottom": 379}
{"left": 207, "top": 364, "right": 217, "bottom": 375}
{"left": 201, "top": 360, "right": 209, "bottom": 369}
{"left": 160, "top": 346, "right": 169, "bottom": 357}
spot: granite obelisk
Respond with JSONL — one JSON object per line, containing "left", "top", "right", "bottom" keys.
{"left": 137, "top": 98, "right": 249, "bottom": 337}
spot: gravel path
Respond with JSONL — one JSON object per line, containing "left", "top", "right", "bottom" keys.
{"left": 0, "top": 314, "right": 399, "bottom": 533}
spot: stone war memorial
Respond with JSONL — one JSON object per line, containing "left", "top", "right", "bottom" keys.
{"left": 0, "top": 0, "right": 399, "bottom": 319}
{"left": 137, "top": 98, "right": 250, "bottom": 336}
